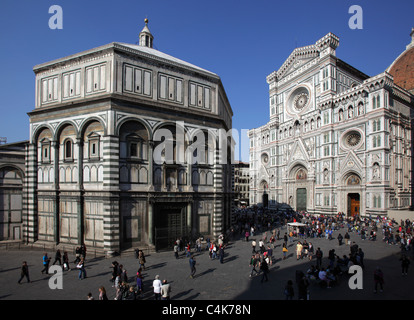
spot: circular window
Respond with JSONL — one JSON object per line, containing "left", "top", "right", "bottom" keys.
{"left": 343, "top": 130, "right": 362, "bottom": 148}
{"left": 287, "top": 86, "right": 311, "bottom": 115}
{"left": 293, "top": 93, "right": 309, "bottom": 111}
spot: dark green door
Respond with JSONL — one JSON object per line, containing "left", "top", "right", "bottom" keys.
{"left": 154, "top": 203, "right": 188, "bottom": 251}
{"left": 296, "top": 188, "right": 307, "bottom": 211}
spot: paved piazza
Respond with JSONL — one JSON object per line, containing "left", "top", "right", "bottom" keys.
{"left": 0, "top": 224, "right": 412, "bottom": 301}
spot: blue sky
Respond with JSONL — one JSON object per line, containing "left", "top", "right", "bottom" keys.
{"left": 0, "top": 0, "right": 413, "bottom": 161}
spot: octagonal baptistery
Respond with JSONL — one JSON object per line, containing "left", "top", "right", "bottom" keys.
{"left": 25, "top": 20, "right": 234, "bottom": 255}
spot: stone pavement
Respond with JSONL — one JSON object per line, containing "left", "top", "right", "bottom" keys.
{"left": 0, "top": 225, "right": 413, "bottom": 301}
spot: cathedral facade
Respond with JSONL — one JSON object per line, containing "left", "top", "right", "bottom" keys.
{"left": 25, "top": 21, "right": 234, "bottom": 255}
{"left": 249, "top": 32, "right": 414, "bottom": 217}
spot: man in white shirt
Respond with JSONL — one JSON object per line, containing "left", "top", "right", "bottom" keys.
{"left": 153, "top": 275, "right": 162, "bottom": 300}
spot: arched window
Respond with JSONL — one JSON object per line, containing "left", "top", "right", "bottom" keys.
{"left": 65, "top": 139, "right": 73, "bottom": 160}
{"left": 40, "top": 138, "right": 51, "bottom": 163}
{"left": 372, "top": 95, "right": 381, "bottom": 109}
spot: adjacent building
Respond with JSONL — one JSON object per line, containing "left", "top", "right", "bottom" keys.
{"left": 0, "top": 141, "right": 27, "bottom": 241}
{"left": 249, "top": 30, "right": 414, "bottom": 217}
{"left": 25, "top": 20, "right": 234, "bottom": 254}
{"left": 234, "top": 161, "right": 249, "bottom": 207}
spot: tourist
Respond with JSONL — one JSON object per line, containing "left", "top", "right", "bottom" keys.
{"left": 189, "top": 255, "right": 196, "bottom": 278}
{"left": 337, "top": 233, "right": 343, "bottom": 246}
{"left": 62, "top": 251, "right": 71, "bottom": 271}
{"left": 138, "top": 250, "right": 146, "bottom": 270}
{"left": 52, "top": 249, "right": 62, "bottom": 266}
{"left": 136, "top": 268, "right": 143, "bottom": 296}
{"left": 41, "top": 252, "right": 51, "bottom": 274}
{"left": 77, "top": 258, "right": 87, "bottom": 280}
{"left": 174, "top": 242, "right": 179, "bottom": 259}
{"left": 161, "top": 279, "right": 172, "bottom": 300}
{"left": 17, "top": 261, "right": 31, "bottom": 284}
{"left": 296, "top": 241, "right": 303, "bottom": 260}
{"left": 219, "top": 245, "right": 225, "bottom": 264}
{"left": 308, "top": 242, "right": 314, "bottom": 261}
{"left": 249, "top": 254, "right": 259, "bottom": 277}
{"left": 315, "top": 248, "right": 323, "bottom": 268}
{"left": 124, "top": 285, "right": 137, "bottom": 300}
{"left": 98, "top": 286, "right": 108, "bottom": 300}
{"left": 260, "top": 257, "right": 269, "bottom": 283}
{"left": 153, "top": 275, "right": 162, "bottom": 300}
{"left": 282, "top": 243, "right": 288, "bottom": 260}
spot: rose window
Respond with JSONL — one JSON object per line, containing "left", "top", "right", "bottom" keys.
{"left": 344, "top": 131, "right": 362, "bottom": 148}
{"left": 294, "top": 93, "right": 309, "bottom": 111}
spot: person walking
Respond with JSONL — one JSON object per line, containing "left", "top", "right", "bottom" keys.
{"left": 62, "top": 251, "right": 71, "bottom": 271}
{"left": 260, "top": 257, "right": 269, "bottom": 283}
{"left": 74, "top": 247, "right": 81, "bottom": 264}
{"left": 308, "top": 242, "right": 314, "bottom": 261}
{"left": 17, "top": 261, "right": 31, "bottom": 284}
{"left": 98, "top": 286, "right": 108, "bottom": 300}
{"left": 52, "top": 249, "right": 62, "bottom": 266}
{"left": 316, "top": 248, "right": 323, "bottom": 268}
{"left": 373, "top": 266, "right": 384, "bottom": 293}
{"left": 161, "top": 279, "right": 172, "bottom": 300}
{"left": 77, "top": 258, "right": 87, "bottom": 280}
{"left": 174, "top": 242, "right": 179, "bottom": 259}
{"left": 153, "top": 275, "right": 162, "bottom": 300}
{"left": 189, "top": 255, "right": 196, "bottom": 279}
{"left": 337, "top": 233, "right": 343, "bottom": 246}
{"left": 249, "top": 254, "right": 259, "bottom": 278}
{"left": 266, "top": 246, "right": 273, "bottom": 266}
{"left": 80, "top": 243, "right": 87, "bottom": 261}
{"left": 41, "top": 252, "right": 51, "bottom": 274}
{"left": 282, "top": 243, "right": 288, "bottom": 260}
{"left": 138, "top": 250, "right": 146, "bottom": 270}
{"left": 251, "top": 240, "right": 257, "bottom": 254}
{"left": 219, "top": 245, "right": 225, "bottom": 264}
{"left": 400, "top": 254, "right": 410, "bottom": 276}
{"left": 296, "top": 241, "right": 303, "bottom": 260}
{"left": 344, "top": 232, "right": 351, "bottom": 246}
{"left": 136, "top": 269, "right": 144, "bottom": 297}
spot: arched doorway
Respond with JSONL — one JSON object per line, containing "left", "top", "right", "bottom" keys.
{"left": 260, "top": 180, "right": 269, "bottom": 208}
{"left": 345, "top": 174, "right": 361, "bottom": 217}
{"left": 287, "top": 165, "right": 309, "bottom": 212}
{"left": 295, "top": 168, "right": 308, "bottom": 211}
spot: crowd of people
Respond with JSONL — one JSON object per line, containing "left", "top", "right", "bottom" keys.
{"left": 234, "top": 206, "right": 414, "bottom": 299}
{"left": 14, "top": 204, "right": 414, "bottom": 300}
